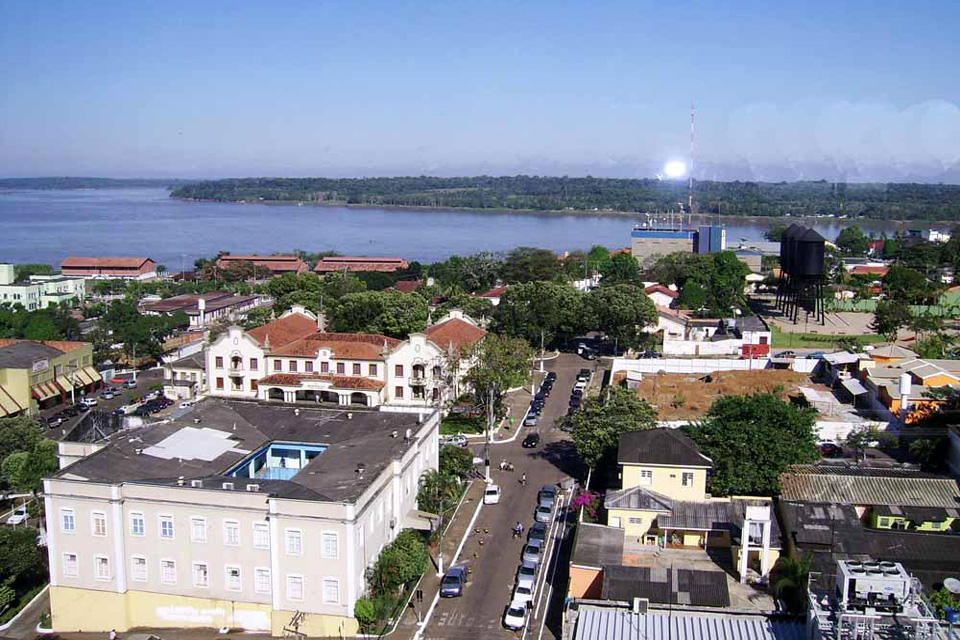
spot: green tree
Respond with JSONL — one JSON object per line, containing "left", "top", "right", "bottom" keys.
{"left": 439, "top": 444, "right": 474, "bottom": 479}
{"left": 770, "top": 553, "right": 812, "bottom": 614}
{"left": 329, "top": 291, "right": 428, "bottom": 338}
{"left": 241, "top": 306, "right": 274, "bottom": 330}
{"left": 835, "top": 226, "right": 870, "bottom": 255}
{"left": 871, "top": 300, "right": 913, "bottom": 341}
{"left": 462, "top": 334, "right": 533, "bottom": 418}
{"left": 570, "top": 387, "right": 657, "bottom": 488}
{"left": 586, "top": 285, "right": 657, "bottom": 350}
{"left": 416, "top": 469, "right": 461, "bottom": 517}
{"left": 434, "top": 294, "right": 494, "bottom": 322}
{"left": 501, "top": 247, "right": 560, "bottom": 283}
{"left": 353, "top": 597, "right": 376, "bottom": 630}
{"left": 683, "top": 393, "right": 819, "bottom": 496}
{"left": 1, "top": 440, "right": 57, "bottom": 494}
{"left": 929, "top": 587, "right": 960, "bottom": 619}
{"left": 764, "top": 222, "right": 787, "bottom": 242}
{"left": 676, "top": 281, "right": 707, "bottom": 310}
{"left": 0, "top": 526, "right": 47, "bottom": 598}
{"left": 599, "top": 253, "right": 643, "bottom": 286}
{"left": 907, "top": 437, "right": 948, "bottom": 473}
{"left": 369, "top": 530, "right": 428, "bottom": 592}
{"left": 13, "top": 263, "right": 54, "bottom": 281}
{"left": 882, "top": 265, "right": 934, "bottom": 304}
{"left": 491, "top": 281, "right": 586, "bottom": 347}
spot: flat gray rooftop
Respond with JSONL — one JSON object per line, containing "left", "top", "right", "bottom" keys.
{"left": 55, "top": 399, "right": 431, "bottom": 503}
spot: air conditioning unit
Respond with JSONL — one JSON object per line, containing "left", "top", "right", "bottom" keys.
{"left": 190, "top": 480, "right": 203, "bottom": 488}
{"left": 389, "top": 517, "right": 397, "bottom": 529}
{"left": 247, "top": 484, "right": 260, "bottom": 492}
{"left": 632, "top": 597, "right": 649, "bottom": 614}
{"left": 222, "top": 482, "right": 234, "bottom": 490}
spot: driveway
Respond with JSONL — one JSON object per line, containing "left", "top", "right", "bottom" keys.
{"left": 420, "top": 353, "right": 589, "bottom": 640}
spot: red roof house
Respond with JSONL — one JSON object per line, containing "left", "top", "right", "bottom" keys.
{"left": 315, "top": 257, "right": 409, "bottom": 274}
{"left": 215, "top": 254, "right": 309, "bottom": 276}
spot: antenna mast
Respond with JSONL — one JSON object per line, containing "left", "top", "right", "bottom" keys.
{"left": 689, "top": 102, "right": 695, "bottom": 229}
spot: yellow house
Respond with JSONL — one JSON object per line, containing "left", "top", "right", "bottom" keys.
{"left": 0, "top": 339, "right": 101, "bottom": 417}
{"left": 604, "top": 429, "right": 780, "bottom": 579}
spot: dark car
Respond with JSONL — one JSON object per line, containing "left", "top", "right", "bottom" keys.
{"left": 581, "top": 349, "right": 597, "bottom": 360}
{"left": 546, "top": 371, "right": 557, "bottom": 381}
{"left": 73, "top": 402, "right": 90, "bottom": 413}
{"left": 569, "top": 397, "right": 581, "bottom": 409}
{"left": 522, "top": 433, "right": 541, "bottom": 448}
{"left": 539, "top": 385, "right": 550, "bottom": 397}
{"left": 62, "top": 407, "right": 79, "bottom": 418}
{"left": 775, "top": 350, "right": 797, "bottom": 358}
{"left": 576, "top": 369, "right": 591, "bottom": 381}
{"left": 440, "top": 566, "right": 468, "bottom": 597}
{"left": 570, "top": 388, "right": 583, "bottom": 398}
{"left": 641, "top": 350, "right": 662, "bottom": 359}
{"left": 819, "top": 442, "right": 844, "bottom": 458}
{"left": 567, "top": 406, "right": 578, "bottom": 417}
{"left": 528, "top": 521, "right": 548, "bottom": 544}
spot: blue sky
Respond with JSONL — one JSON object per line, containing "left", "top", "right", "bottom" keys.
{"left": 2, "top": 1, "right": 959, "bottom": 181}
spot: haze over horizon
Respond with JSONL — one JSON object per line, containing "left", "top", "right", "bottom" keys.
{"left": 2, "top": 1, "right": 959, "bottom": 184}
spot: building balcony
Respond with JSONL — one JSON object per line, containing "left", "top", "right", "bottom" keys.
{"left": 410, "top": 375, "right": 427, "bottom": 386}
{"left": 228, "top": 363, "right": 244, "bottom": 374}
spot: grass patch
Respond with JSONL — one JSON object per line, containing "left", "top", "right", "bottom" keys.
{"left": 0, "top": 583, "right": 46, "bottom": 625}
{"left": 771, "top": 325, "right": 886, "bottom": 349}
{"left": 440, "top": 415, "right": 484, "bottom": 435}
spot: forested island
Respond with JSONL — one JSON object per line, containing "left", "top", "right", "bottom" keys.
{"left": 0, "top": 177, "right": 190, "bottom": 190}
{"left": 170, "top": 176, "right": 960, "bottom": 221}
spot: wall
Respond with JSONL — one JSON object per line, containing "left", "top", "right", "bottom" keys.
{"left": 606, "top": 509, "right": 656, "bottom": 538}
{"left": 567, "top": 566, "right": 603, "bottom": 599}
{"left": 621, "top": 464, "right": 707, "bottom": 501}
{"left": 612, "top": 357, "right": 769, "bottom": 376}
{"left": 663, "top": 338, "right": 744, "bottom": 356}
{"left": 949, "top": 428, "right": 960, "bottom": 479}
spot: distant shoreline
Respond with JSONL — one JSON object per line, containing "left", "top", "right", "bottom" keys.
{"left": 171, "top": 196, "right": 929, "bottom": 228}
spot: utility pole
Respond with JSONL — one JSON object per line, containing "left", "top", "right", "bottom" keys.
{"left": 539, "top": 330, "right": 545, "bottom": 373}
{"left": 484, "top": 387, "right": 493, "bottom": 483}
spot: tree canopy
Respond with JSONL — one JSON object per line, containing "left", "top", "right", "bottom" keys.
{"left": 501, "top": 247, "right": 562, "bottom": 283}
{"left": 586, "top": 285, "right": 657, "bottom": 350}
{"left": 682, "top": 393, "right": 819, "bottom": 496}
{"left": 571, "top": 387, "right": 657, "bottom": 478}
{"left": 329, "top": 290, "right": 428, "bottom": 338}
{"left": 599, "top": 253, "right": 643, "bottom": 287}
{"left": 646, "top": 251, "right": 750, "bottom": 315}
{"left": 462, "top": 333, "right": 533, "bottom": 417}
{"left": 491, "top": 281, "right": 586, "bottom": 348}
{"left": 834, "top": 226, "right": 870, "bottom": 255}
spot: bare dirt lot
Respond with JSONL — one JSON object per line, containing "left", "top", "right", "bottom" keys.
{"left": 634, "top": 369, "right": 809, "bottom": 419}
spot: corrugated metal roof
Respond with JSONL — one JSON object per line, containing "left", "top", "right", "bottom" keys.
{"left": 780, "top": 464, "right": 960, "bottom": 507}
{"left": 573, "top": 606, "right": 807, "bottom": 640}
{"left": 841, "top": 378, "right": 868, "bottom": 395}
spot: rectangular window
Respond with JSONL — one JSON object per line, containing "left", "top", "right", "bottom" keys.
{"left": 193, "top": 562, "right": 209, "bottom": 588}
{"left": 215, "top": 356, "right": 223, "bottom": 368}
{"left": 274, "top": 359, "right": 282, "bottom": 371}
{"left": 216, "top": 377, "right": 224, "bottom": 390}
{"left": 223, "top": 520, "right": 240, "bottom": 546}
{"left": 321, "top": 361, "right": 329, "bottom": 373}
{"left": 289, "top": 360, "right": 298, "bottom": 372}
{"left": 285, "top": 529, "right": 303, "bottom": 556}
{"left": 250, "top": 357, "right": 258, "bottom": 371}
{"left": 253, "top": 522, "right": 270, "bottom": 549}
{"left": 191, "top": 517, "right": 207, "bottom": 543}
{"left": 130, "top": 512, "right": 145, "bottom": 537}
{"left": 395, "top": 386, "right": 404, "bottom": 399}
{"left": 91, "top": 511, "right": 107, "bottom": 537}
{"left": 62, "top": 552, "right": 78, "bottom": 577}
{"left": 639, "top": 470, "right": 653, "bottom": 486}
{"left": 254, "top": 568, "right": 271, "bottom": 594}
{"left": 94, "top": 555, "right": 110, "bottom": 581}
{"left": 322, "top": 578, "right": 340, "bottom": 604}
{"left": 131, "top": 556, "right": 147, "bottom": 582}
{"left": 681, "top": 472, "right": 694, "bottom": 487}
{"left": 336, "top": 362, "right": 345, "bottom": 374}
{"left": 251, "top": 379, "right": 258, "bottom": 392}
{"left": 61, "top": 508, "right": 76, "bottom": 533}
{"left": 159, "top": 515, "right": 175, "bottom": 539}
{"left": 369, "top": 363, "right": 377, "bottom": 376}
{"left": 225, "top": 565, "right": 242, "bottom": 592}
{"left": 353, "top": 363, "right": 361, "bottom": 375}
{"left": 287, "top": 575, "right": 304, "bottom": 601}
{"left": 321, "top": 532, "right": 339, "bottom": 559}
{"left": 160, "top": 559, "right": 177, "bottom": 585}
{"left": 395, "top": 364, "right": 404, "bottom": 377}
{"left": 305, "top": 361, "right": 313, "bottom": 372}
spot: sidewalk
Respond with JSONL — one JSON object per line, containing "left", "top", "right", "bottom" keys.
{"left": 390, "top": 479, "right": 486, "bottom": 639}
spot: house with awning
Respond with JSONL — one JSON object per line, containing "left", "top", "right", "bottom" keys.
{"left": 0, "top": 339, "right": 101, "bottom": 417}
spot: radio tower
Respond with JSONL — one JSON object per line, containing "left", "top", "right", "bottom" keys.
{"left": 688, "top": 102, "right": 695, "bottom": 229}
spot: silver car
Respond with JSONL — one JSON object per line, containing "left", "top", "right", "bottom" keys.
{"left": 535, "top": 505, "right": 552, "bottom": 523}
{"left": 522, "top": 539, "right": 543, "bottom": 565}
{"left": 516, "top": 560, "right": 538, "bottom": 591}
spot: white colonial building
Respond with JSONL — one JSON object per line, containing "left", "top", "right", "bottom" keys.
{"left": 206, "top": 307, "right": 485, "bottom": 411}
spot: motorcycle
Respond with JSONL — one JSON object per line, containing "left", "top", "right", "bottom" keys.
{"left": 499, "top": 460, "right": 515, "bottom": 472}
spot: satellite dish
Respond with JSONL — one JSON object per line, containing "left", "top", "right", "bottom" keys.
{"left": 945, "top": 578, "right": 960, "bottom": 594}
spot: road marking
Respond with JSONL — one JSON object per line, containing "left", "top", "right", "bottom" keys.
{"left": 535, "top": 488, "right": 572, "bottom": 640}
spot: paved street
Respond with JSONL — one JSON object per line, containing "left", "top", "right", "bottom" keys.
{"left": 418, "top": 353, "right": 591, "bottom": 640}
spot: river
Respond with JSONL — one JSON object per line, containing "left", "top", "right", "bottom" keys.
{"left": 0, "top": 187, "right": 906, "bottom": 268}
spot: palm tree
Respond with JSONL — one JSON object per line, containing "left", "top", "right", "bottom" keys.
{"left": 417, "top": 470, "right": 460, "bottom": 518}
{"left": 771, "top": 552, "right": 813, "bottom": 614}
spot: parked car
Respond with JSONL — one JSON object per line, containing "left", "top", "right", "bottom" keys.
{"left": 774, "top": 350, "right": 797, "bottom": 358}
{"left": 568, "top": 397, "right": 581, "bottom": 409}
{"left": 570, "top": 388, "right": 583, "bottom": 398}
{"left": 45, "top": 415, "right": 64, "bottom": 427}
{"left": 100, "top": 390, "right": 116, "bottom": 400}
{"left": 576, "top": 369, "right": 591, "bottom": 382}
{"left": 512, "top": 583, "right": 534, "bottom": 609}
{"left": 62, "top": 407, "right": 78, "bottom": 418}
{"left": 807, "top": 351, "right": 826, "bottom": 359}
{"left": 538, "top": 485, "right": 557, "bottom": 509}
{"left": 5, "top": 505, "right": 28, "bottom": 526}
{"left": 483, "top": 484, "right": 501, "bottom": 505}
{"left": 440, "top": 566, "right": 468, "bottom": 597}
{"left": 178, "top": 400, "right": 196, "bottom": 409}
{"left": 522, "top": 433, "right": 540, "bottom": 449}
{"left": 546, "top": 371, "right": 557, "bottom": 382}
{"left": 641, "top": 350, "right": 662, "bottom": 358}
{"left": 566, "top": 406, "right": 578, "bottom": 417}
{"left": 819, "top": 442, "right": 844, "bottom": 458}
{"left": 573, "top": 380, "right": 587, "bottom": 392}
{"left": 522, "top": 539, "right": 543, "bottom": 565}
{"left": 527, "top": 405, "right": 541, "bottom": 417}
{"left": 523, "top": 414, "right": 539, "bottom": 427}
{"left": 73, "top": 403, "right": 90, "bottom": 413}
{"left": 441, "top": 435, "right": 469, "bottom": 448}
{"left": 560, "top": 417, "right": 574, "bottom": 432}
{"left": 124, "top": 379, "right": 138, "bottom": 389}
{"left": 516, "top": 560, "right": 538, "bottom": 591}
{"left": 528, "top": 521, "right": 547, "bottom": 544}
{"left": 581, "top": 348, "right": 597, "bottom": 361}
{"left": 538, "top": 385, "right": 550, "bottom": 397}
{"left": 503, "top": 604, "right": 527, "bottom": 630}
{"left": 535, "top": 505, "right": 552, "bottom": 523}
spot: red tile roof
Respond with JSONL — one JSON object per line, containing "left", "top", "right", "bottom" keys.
{"left": 257, "top": 373, "right": 385, "bottom": 391}
{"left": 850, "top": 266, "right": 889, "bottom": 276}
{"left": 246, "top": 314, "right": 318, "bottom": 349}
{"left": 0, "top": 338, "right": 89, "bottom": 354}
{"left": 271, "top": 332, "right": 401, "bottom": 360}
{"left": 644, "top": 284, "right": 679, "bottom": 298}
{"left": 392, "top": 280, "right": 422, "bottom": 293}
{"left": 314, "top": 257, "right": 408, "bottom": 273}
{"left": 425, "top": 317, "right": 486, "bottom": 351}
{"left": 216, "top": 255, "right": 309, "bottom": 274}
{"left": 61, "top": 256, "right": 153, "bottom": 269}
{"left": 477, "top": 286, "right": 508, "bottom": 298}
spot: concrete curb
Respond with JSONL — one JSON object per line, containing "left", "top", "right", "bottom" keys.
{"left": 0, "top": 584, "right": 48, "bottom": 632}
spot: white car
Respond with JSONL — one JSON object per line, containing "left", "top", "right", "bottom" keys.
{"left": 441, "top": 435, "right": 469, "bottom": 448}
{"left": 483, "top": 484, "right": 501, "bottom": 505}
{"left": 512, "top": 583, "right": 534, "bottom": 609}
{"left": 179, "top": 400, "right": 196, "bottom": 409}
{"left": 516, "top": 560, "right": 538, "bottom": 591}
{"left": 504, "top": 604, "right": 527, "bottom": 630}
{"left": 5, "top": 506, "right": 28, "bottom": 526}
{"left": 79, "top": 397, "right": 97, "bottom": 407}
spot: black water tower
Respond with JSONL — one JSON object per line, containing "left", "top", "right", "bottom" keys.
{"left": 795, "top": 228, "right": 826, "bottom": 277}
